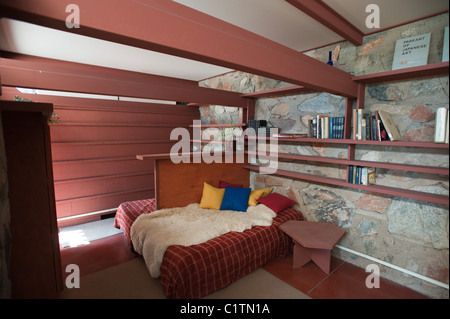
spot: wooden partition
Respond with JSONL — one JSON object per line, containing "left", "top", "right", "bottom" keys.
{"left": 1, "top": 100, "right": 63, "bottom": 298}
{"left": 149, "top": 156, "right": 249, "bottom": 209}
{"left": 0, "top": 88, "right": 199, "bottom": 224}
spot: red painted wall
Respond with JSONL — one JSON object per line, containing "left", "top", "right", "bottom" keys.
{"left": 1, "top": 88, "right": 198, "bottom": 223}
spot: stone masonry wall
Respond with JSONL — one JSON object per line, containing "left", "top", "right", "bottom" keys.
{"left": 199, "top": 13, "right": 449, "bottom": 298}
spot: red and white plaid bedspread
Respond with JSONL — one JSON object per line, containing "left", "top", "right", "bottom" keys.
{"left": 160, "top": 207, "right": 303, "bottom": 299}
{"left": 114, "top": 199, "right": 303, "bottom": 298}
{"left": 113, "top": 198, "right": 156, "bottom": 242}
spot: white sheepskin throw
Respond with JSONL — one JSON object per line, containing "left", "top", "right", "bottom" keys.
{"left": 130, "top": 203, "right": 276, "bottom": 278}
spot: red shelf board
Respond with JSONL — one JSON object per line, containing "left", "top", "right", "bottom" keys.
{"left": 246, "top": 151, "right": 449, "bottom": 175}
{"left": 353, "top": 62, "right": 449, "bottom": 84}
{"left": 243, "top": 164, "right": 449, "bottom": 206}
{"left": 245, "top": 136, "right": 449, "bottom": 149}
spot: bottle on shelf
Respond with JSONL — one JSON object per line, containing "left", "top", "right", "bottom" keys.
{"left": 327, "top": 51, "right": 333, "bottom": 66}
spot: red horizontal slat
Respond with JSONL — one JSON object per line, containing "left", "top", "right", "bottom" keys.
{"left": 55, "top": 188, "right": 154, "bottom": 218}
{"left": 52, "top": 156, "right": 154, "bottom": 181}
{"left": 54, "top": 172, "right": 154, "bottom": 201}
{"left": 51, "top": 141, "right": 175, "bottom": 161}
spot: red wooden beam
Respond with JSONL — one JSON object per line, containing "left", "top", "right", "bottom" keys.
{"left": 0, "top": 0, "right": 358, "bottom": 98}
{"left": 285, "top": 0, "right": 364, "bottom": 46}
{"left": 241, "top": 85, "right": 316, "bottom": 98}
{"left": 0, "top": 55, "right": 249, "bottom": 107}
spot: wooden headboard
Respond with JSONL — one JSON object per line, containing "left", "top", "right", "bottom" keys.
{"left": 154, "top": 157, "right": 249, "bottom": 209}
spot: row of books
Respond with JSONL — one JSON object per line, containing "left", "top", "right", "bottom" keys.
{"left": 348, "top": 166, "right": 376, "bottom": 185}
{"left": 352, "top": 109, "right": 402, "bottom": 141}
{"left": 307, "top": 116, "right": 345, "bottom": 139}
{"left": 434, "top": 107, "right": 449, "bottom": 143}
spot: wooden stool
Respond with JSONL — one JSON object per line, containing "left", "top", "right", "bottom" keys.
{"left": 280, "top": 220, "right": 346, "bottom": 274}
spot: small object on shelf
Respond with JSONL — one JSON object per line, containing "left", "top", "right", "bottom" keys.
{"left": 378, "top": 110, "right": 402, "bottom": 141}
{"left": 392, "top": 33, "right": 431, "bottom": 70}
{"left": 353, "top": 109, "right": 373, "bottom": 140}
{"left": 327, "top": 51, "right": 333, "bottom": 66}
{"left": 247, "top": 120, "right": 267, "bottom": 134}
{"left": 358, "top": 109, "right": 371, "bottom": 140}
{"left": 434, "top": 107, "right": 448, "bottom": 143}
{"left": 442, "top": 26, "right": 449, "bottom": 63}
{"left": 374, "top": 111, "right": 387, "bottom": 141}
{"left": 446, "top": 112, "right": 449, "bottom": 144}
{"left": 348, "top": 166, "right": 376, "bottom": 185}
{"left": 368, "top": 167, "right": 376, "bottom": 185}
{"left": 307, "top": 119, "right": 314, "bottom": 138}
{"left": 247, "top": 120, "right": 277, "bottom": 137}
{"left": 269, "top": 127, "right": 280, "bottom": 137}
{"left": 311, "top": 115, "right": 344, "bottom": 139}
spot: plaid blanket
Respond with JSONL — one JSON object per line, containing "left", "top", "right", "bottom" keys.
{"left": 160, "top": 207, "right": 303, "bottom": 299}
{"left": 114, "top": 198, "right": 303, "bottom": 299}
{"left": 113, "top": 198, "right": 156, "bottom": 242}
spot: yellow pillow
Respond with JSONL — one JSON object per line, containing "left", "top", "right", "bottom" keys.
{"left": 248, "top": 188, "right": 273, "bottom": 206}
{"left": 199, "top": 182, "right": 225, "bottom": 210}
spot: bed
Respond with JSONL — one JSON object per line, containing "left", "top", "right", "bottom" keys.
{"left": 114, "top": 198, "right": 156, "bottom": 243}
{"left": 113, "top": 156, "right": 304, "bottom": 299}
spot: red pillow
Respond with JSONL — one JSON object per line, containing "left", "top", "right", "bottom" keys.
{"left": 257, "top": 193, "right": 296, "bottom": 213}
{"left": 218, "top": 181, "right": 243, "bottom": 189}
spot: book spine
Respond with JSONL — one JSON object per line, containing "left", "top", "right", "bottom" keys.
{"left": 434, "top": 107, "right": 448, "bottom": 143}
{"left": 371, "top": 116, "right": 377, "bottom": 140}
{"left": 357, "top": 109, "right": 362, "bottom": 140}
{"left": 368, "top": 168, "right": 376, "bottom": 185}
{"left": 312, "top": 118, "right": 317, "bottom": 138}
{"left": 365, "top": 114, "right": 371, "bottom": 140}
{"left": 348, "top": 165, "right": 354, "bottom": 183}
{"left": 308, "top": 119, "right": 313, "bottom": 138}
{"left": 330, "top": 117, "right": 334, "bottom": 139}
{"left": 361, "top": 167, "right": 368, "bottom": 185}
{"left": 446, "top": 112, "right": 449, "bottom": 144}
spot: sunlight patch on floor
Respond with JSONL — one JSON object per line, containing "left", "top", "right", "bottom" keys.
{"left": 59, "top": 229, "right": 90, "bottom": 247}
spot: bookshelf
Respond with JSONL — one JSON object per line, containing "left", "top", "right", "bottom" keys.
{"left": 244, "top": 137, "right": 449, "bottom": 205}
{"left": 242, "top": 63, "right": 449, "bottom": 206}
{"left": 244, "top": 164, "right": 449, "bottom": 206}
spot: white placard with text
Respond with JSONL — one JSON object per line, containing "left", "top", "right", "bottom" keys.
{"left": 392, "top": 33, "right": 431, "bottom": 70}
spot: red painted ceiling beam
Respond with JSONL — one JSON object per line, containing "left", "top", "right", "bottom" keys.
{"left": 0, "top": 55, "right": 249, "bottom": 107}
{"left": 0, "top": 0, "right": 358, "bottom": 98}
{"left": 285, "top": 0, "right": 364, "bottom": 46}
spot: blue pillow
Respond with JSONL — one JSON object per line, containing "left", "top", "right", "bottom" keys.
{"left": 220, "top": 186, "right": 251, "bottom": 212}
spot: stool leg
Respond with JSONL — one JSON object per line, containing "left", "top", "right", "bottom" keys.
{"left": 292, "top": 243, "right": 312, "bottom": 268}
{"left": 310, "top": 249, "right": 331, "bottom": 274}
